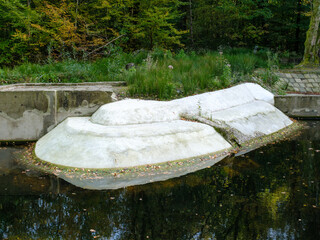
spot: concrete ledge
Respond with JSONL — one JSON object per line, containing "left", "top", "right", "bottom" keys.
{"left": 0, "top": 82, "right": 123, "bottom": 141}
{"left": 275, "top": 94, "right": 320, "bottom": 118}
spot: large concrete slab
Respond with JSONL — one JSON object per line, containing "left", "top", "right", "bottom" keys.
{"left": 0, "top": 82, "right": 123, "bottom": 141}
{"left": 35, "top": 118, "right": 232, "bottom": 168}
{"left": 35, "top": 83, "right": 292, "bottom": 169}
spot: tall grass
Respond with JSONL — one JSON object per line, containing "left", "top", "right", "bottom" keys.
{"left": 0, "top": 48, "right": 280, "bottom": 99}
{"left": 125, "top": 50, "right": 258, "bottom": 99}
{"left": 0, "top": 52, "right": 137, "bottom": 84}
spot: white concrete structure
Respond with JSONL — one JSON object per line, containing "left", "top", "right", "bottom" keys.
{"left": 35, "top": 118, "right": 231, "bottom": 168}
{"left": 35, "top": 83, "right": 292, "bottom": 169}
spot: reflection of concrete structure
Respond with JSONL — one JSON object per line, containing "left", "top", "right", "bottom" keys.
{"left": 0, "top": 148, "right": 15, "bottom": 173}
{"left": 35, "top": 83, "right": 292, "bottom": 169}
{"left": 0, "top": 82, "right": 122, "bottom": 141}
{"left": 0, "top": 147, "right": 24, "bottom": 174}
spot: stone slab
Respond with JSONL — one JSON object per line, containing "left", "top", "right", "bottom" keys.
{"left": 207, "top": 101, "right": 292, "bottom": 143}
{"left": 35, "top": 118, "right": 232, "bottom": 168}
{"left": 35, "top": 83, "right": 292, "bottom": 169}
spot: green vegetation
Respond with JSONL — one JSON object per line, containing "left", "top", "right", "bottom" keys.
{"left": 0, "top": 0, "right": 314, "bottom": 98}
{"left": 0, "top": 48, "right": 286, "bottom": 99}
{"left": 125, "top": 49, "right": 267, "bottom": 99}
{"left": 0, "top": 0, "right": 311, "bottom": 67}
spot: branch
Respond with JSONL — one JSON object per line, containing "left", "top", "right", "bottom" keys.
{"left": 87, "top": 34, "right": 126, "bottom": 57}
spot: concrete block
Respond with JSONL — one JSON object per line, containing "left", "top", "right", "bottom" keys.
{"left": 56, "top": 90, "right": 114, "bottom": 125}
{"left": 35, "top": 84, "right": 291, "bottom": 169}
{"left": 0, "top": 83, "right": 120, "bottom": 141}
{"left": 275, "top": 95, "right": 320, "bottom": 118}
{"left": 0, "top": 91, "right": 55, "bottom": 141}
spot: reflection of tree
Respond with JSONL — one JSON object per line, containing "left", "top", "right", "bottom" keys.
{"left": 1, "top": 136, "right": 320, "bottom": 239}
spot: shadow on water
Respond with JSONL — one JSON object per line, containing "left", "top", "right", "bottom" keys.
{"left": 0, "top": 121, "right": 320, "bottom": 239}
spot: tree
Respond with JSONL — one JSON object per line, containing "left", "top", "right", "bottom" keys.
{"left": 0, "top": 0, "right": 39, "bottom": 65}
{"left": 301, "top": 0, "right": 320, "bottom": 66}
{"left": 127, "top": 0, "right": 186, "bottom": 50}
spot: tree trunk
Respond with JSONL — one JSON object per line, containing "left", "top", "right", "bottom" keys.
{"left": 75, "top": 0, "right": 79, "bottom": 28}
{"left": 189, "top": 0, "right": 194, "bottom": 46}
{"left": 300, "top": 0, "right": 320, "bottom": 66}
{"left": 295, "top": 0, "right": 302, "bottom": 53}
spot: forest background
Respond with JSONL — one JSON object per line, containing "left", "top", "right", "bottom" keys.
{"left": 0, "top": 0, "right": 315, "bottom": 98}
{"left": 0, "top": 0, "right": 311, "bottom": 66}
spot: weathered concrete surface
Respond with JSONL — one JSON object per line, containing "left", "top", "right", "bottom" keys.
{"left": 35, "top": 118, "right": 232, "bottom": 168}
{"left": 0, "top": 82, "right": 122, "bottom": 141}
{"left": 35, "top": 83, "right": 292, "bottom": 169}
{"left": 92, "top": 83, "right": 289, "bottom": 144}
{"left": 275, "top": 94, "right": 320, "bottom": 118}
{"left": 91, "top": 83, "right": 274, "bottom": 126}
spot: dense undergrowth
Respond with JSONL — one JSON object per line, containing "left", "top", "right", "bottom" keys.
{"left": 0, "top": 48, "right": 293, "bottom": 99}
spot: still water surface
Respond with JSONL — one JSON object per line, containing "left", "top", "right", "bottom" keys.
{"left": 0, "top": 121, "right": 319, "bottom": 239}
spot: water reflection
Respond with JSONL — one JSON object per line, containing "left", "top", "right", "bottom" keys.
{"left": 0, "top": 122, "right": 320, "bottom": 239}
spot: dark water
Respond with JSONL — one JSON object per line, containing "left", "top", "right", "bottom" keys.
{"left": 0, "top": 122, "right": 320, "bottom": 240}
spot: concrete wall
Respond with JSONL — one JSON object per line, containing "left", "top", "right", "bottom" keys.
{"left": 0, "top": 83, "right": 122, "bottom": 141}
{"left": 275, "top": 95, "right": 320, "bottom": 118}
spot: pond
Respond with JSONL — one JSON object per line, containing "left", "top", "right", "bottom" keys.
{"left": 0, "top": 121, "right": 320, "bottom": 239}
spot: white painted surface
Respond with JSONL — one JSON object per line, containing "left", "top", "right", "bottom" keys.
{"left": 210, "top": 101, "right": 292, "bottom": 137}
{"left": 244, "top": 82, "right": 274, "bottom": 104}
{"left": 35, "top": 118, "right": 231, "bottom": 168}
{"left": 91, "top": 83, "right": 275, "bottom": 126}
{"left": 35, "top": 83, "right": 292, "bottom": 169}
{"left": 91, "top": 99, "right": 180, "bottom": 125}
